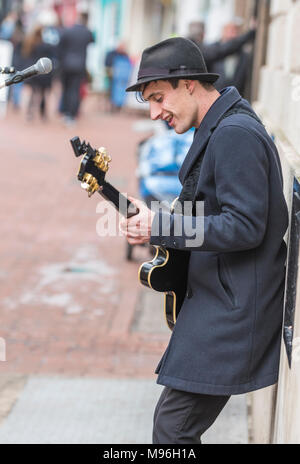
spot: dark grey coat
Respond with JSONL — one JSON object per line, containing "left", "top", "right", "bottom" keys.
{"left": 150, "top": 87, "right": 289, "bottom": 395}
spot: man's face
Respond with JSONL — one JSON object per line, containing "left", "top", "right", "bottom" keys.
{"left": 142, "top": 80, "right": 198, "bottom": 134}
{"left": 222, "top": 23, "right": 239, "bottom": 42}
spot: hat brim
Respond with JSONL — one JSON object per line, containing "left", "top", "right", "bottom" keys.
{"left": 126, "top": 72, "right": 220, "bottom": 92}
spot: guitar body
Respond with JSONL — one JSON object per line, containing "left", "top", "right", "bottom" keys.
{"left": 139, "top": 247, "right": 190, "bottom": 330}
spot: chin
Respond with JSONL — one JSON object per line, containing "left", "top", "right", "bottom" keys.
{"left": 175, "top": 125, "right": 189, "bottom": 134}
{"left": 174, "top": 118, "right": 193, "bottom": 134}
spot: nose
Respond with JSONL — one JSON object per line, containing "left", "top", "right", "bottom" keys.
{"left": 149, "top": 101, "right": 162, "bottom": 121}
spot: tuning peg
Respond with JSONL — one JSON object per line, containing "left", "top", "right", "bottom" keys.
{"left": 98, "top": 147, "right": 111, "bottom": 163}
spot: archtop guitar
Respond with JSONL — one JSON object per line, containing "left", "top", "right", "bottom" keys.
{"left": 71, "top": 136, "right": 190, "bottom": 331}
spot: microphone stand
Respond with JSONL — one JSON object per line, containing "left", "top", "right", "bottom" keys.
{"left": 0, "top": 66, "right": 19, "bottom": 91}
{"left": 0, "top": 66, "right": 15, "bottom": 75}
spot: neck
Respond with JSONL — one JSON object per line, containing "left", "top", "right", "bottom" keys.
{"left": 195, "top": 89, "right": 221, "bottom": 127}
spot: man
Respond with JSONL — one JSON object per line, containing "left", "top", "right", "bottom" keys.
{"left": 58, "top": 12, "right": 94, "bottom": 124}
{"left": 187, "top": 19, "right": 255, "bottom": 76}
{"left": 211, "top": 21, "right": 253, "bottom": 96}
{"left": 105, "top": 41, "right": 132, "bottom": 112}
{"left": 187, "top": 21, "right": 206, "bottom": 45}
{"left": 121, "top": 37, "right": 288, "bottom": 444}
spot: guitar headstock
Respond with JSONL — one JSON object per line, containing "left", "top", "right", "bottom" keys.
{"left": 70, "top": 136, "right": 111, "bottom": 197}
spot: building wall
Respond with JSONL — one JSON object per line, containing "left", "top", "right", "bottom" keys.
{"left": 174, "top": 0, "right": 206, "bottom": 36}
{"left": 204, "top": 0, "right": 235, "bottom": 42}
{"left": 124, "top": 0, "right": 171, "bottom": 57}
{"left": 88, "top": 0, "right": 125, "bottom": 91}
{"left": 173, "top": 0, "right": 236, "bottom": 42}
{"left": 250, "top": 0, "right": 300, "bottom": 444}
{"left": 89, "top": 0, "right": 176, "bottom": 92}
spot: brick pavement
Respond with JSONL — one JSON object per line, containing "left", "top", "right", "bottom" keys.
{"left": 0, "top": 92, "right": 169, "bottom": 378}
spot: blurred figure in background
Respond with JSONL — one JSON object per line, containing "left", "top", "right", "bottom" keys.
{"left": 104, "top": 44, "right": 118, "bottom": 110}
{"left": 21, "top": 25, "right": 54, "bottom": 121}
{"left": 187, "top": 19, "right": 255, "bottom": 80}
{"left": 37, "top": 9, "right": 63, "bottom": 81}
{"left": 57, "top": 12, "right": 94, "bottom": 125}
{"left": 105, "top": 42, "right": 132, "bottom": 112}
{"left": 211, "top": 21, "right": 252, "bottom": 96}
{"left": 7, "top": 15, "right": 25, "bottom": 110}
{"left": 0, "top": 11, "right": 17, "bottom": 40}
{"left": 188, "top": 21, "right": 205, "bottom": 46}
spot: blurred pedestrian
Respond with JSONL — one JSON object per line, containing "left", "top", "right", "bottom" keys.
{"left": 211, "top": 21, "right": 253, "bottom": 96}
{"left": 10, "top": 16, "right": 25, "bottom": 110}
{"left": 105, "top": 42, "right": 132, "bottom": 112}
{"left": 57, "top": 12, "right": 94, "bottom": 125}
{"left": 0, "top": 11, "right": 17, "bottom": 40}
{"left": 104, "top": 45, "right": 118, "bottom": 109}
{"left": 21, "top": 24, "right": 54, "bottom": 121}
{"left": 187, "top": 19, "right": 256, "bottom": 74}
{"left": 187, "top": 21, "right": 205, "bottom": 46}
{"left": 37, "top": 9, "right": 63, "bottom": 81}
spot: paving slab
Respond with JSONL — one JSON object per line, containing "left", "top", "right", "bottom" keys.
{"left": 0, "top": 374, "right": 27, "bottom": 425}
{"left": 0, "top": 376, "right": 248, "bottom": 444}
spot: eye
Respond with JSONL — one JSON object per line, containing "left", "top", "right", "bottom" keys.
{"left": 155, "top": 96, "right": 163, "bottom": 103}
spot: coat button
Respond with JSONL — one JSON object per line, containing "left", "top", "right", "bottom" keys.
{"left": 173, "top": 240, "right": 178, "bottom": 247}
{"left": 186, "top": 286, "right": 193, "bottom": 299}
{"left": 161, "top": 240, "right": 167, "bottom": 247}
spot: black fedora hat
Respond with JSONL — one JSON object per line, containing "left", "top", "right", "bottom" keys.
{"left": 126, "top": 37, "right": 219, "bottom": 92}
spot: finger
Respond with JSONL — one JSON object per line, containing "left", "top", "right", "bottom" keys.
{"left": 126, "top": 218, "right": 141, "bottom": 230}
{"left": 127, "top": 196, "right": 145, "bottom": 209}
{"left": 119, "top": 220, "right": 133, "bottom": 236}
{"left": 119, "top": 220, "right": 128, "bottom": 232}
{"left": 119, "top": 225, "right": 127, "bottom": 236}
{"left": 127, "top": 195, "right": 138, "bottom": 203}
{"left": 127, "top": 236, "right": 147, "bottom": 245}
{"left": 126, "top": 231, "right": 142, "bottom": 239}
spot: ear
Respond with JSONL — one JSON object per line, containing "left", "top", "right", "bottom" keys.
{"left": 184, "top": 80, "right": 195, "bottom": 94}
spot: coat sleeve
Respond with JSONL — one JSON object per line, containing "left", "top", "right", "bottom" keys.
{"left": 203, "top": 30, "right": 255, "bottom": 67}
{"left": 150, "top": 126, "right": 269, "bottom": 252}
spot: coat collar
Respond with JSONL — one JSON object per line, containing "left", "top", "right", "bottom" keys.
{"left": 178, "top": 86, "right": 242, "bottom": 184}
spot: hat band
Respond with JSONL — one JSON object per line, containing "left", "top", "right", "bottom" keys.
{"left": 138, "top": 66, "right": 206, "bottom": 79}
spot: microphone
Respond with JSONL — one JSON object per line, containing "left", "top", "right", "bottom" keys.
{"left": 0, "top": 57, "right": 52, "bottom": 89}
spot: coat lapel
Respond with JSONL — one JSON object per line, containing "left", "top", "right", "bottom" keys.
{"left": 178, "top": 86, "right": 242, "bottom": 185}
{"left": 178, "top": 127, "right": 212, "bottom": 184}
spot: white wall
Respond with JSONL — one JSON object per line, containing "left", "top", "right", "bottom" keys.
{"left": 0, "top": 39, "right": 13, "bottom": 118}
{"left": 173, "top": 0, "right": 235, "bottom": 43}
{"left": 204, "top": 0, "right": 235, "bottom": 42}
{"left": 251, "top": 0, "right": 300, "bottom": 444}
{"left": 175, "top": 0, "right": 206, "bottom": 36}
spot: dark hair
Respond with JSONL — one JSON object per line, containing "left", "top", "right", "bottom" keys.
{"left": 80, "top": 12, "right": 89, "bottom": 25}
{"left": 22, "top": 25, "right": 43, "bottom": 57}
{"left": 136, "top": 78, "right": 215, "bottom": 103}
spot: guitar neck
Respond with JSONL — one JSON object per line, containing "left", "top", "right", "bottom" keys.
{"left": 99, "top": 181, "right": 139, "bottom": 218}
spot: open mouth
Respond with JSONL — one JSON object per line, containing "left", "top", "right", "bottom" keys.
{"left": 167, "top": 116, "right": 174, "bottom": 127}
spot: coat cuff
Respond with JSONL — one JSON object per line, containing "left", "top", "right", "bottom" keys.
{"left": 150, "top": 211, "right": 189, "bottom": 250}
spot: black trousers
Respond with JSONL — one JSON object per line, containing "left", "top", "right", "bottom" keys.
{"left": 27, "top": 85, "right": 48, "bottom": 119}
{"left": 60, "top": 72, "right": 83, "bottom": 118}
{"left": 153, "top": 386, "right": 230, "bottom": 444}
